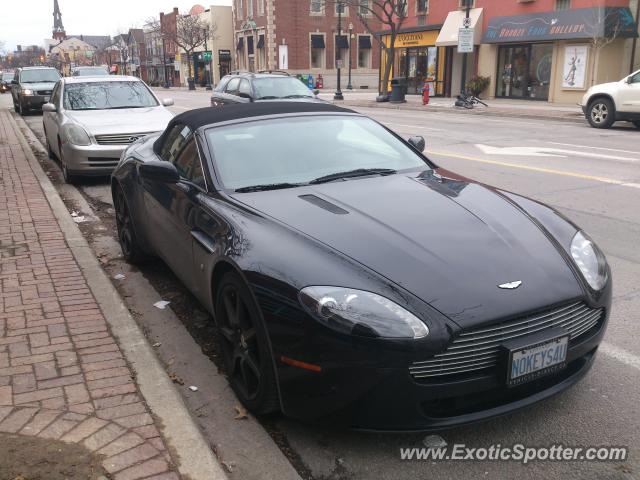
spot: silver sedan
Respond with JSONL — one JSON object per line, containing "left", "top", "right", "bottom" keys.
{"left": 43, "top": 76, "right": 175, "bottom": 183}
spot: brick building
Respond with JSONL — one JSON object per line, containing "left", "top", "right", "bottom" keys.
{"left": 232, "top": 0, "right": 382, "bottom": 89}
{"left": 159, "top": 8, "right": 181, "bottom": 86}
{"left": 380, "top": 0, "right": 639, "bottom": 103}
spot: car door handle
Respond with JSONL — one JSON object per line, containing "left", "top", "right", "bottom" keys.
{"left": 191, "top": 230, "right": 216, "bottom": 254}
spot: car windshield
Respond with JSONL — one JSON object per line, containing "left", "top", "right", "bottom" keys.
{"left": 64, "top": 81, "right": 159, "bottom": 110}
{"left": 74, "top": 68, "right": 109, "bottom": 76}
{"left": 252, "top": 77, "right": 314, "bottom": 99}
{"left": 2, "top": 73, "right": 14, "bottom": 81}
{"left": 206, "top": 115, "right": 430, "bottom": 190}
{"left": 20, "top": 69, "right": 60, "bottom": 83}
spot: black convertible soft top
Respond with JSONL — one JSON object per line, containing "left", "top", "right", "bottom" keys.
{"left": 154, "top": 102, "right": 356, "bottom": 154}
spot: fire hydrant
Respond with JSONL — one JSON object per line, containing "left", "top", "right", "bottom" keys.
{"left": 422, "top": 80, "right": 430, "bottom": 105}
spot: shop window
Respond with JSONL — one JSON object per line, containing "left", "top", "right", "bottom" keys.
{"left": 310, "top": 0, "right": 323, "bottom": 15}
{"left": 310, "top": 34, "right": 326, "bottom": 68}
{"left": 555, "top": 0, "right": 570, "bottom": 11}
{"left": 335, "top": 35, "right": 349, "bottom": 69}
{"left": 416, "top": 0, "right": 429, "bottom": 14}
{"left": 358, "top": 35, "right": 372, "bottom": 69}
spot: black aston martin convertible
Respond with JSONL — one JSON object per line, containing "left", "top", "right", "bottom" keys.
{"left": 111, "top": 102, "right": 611, "bottom": 431}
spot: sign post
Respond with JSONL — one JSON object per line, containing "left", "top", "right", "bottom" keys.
{"left": 459, "top": 0, "right": 473, "bottom": 96}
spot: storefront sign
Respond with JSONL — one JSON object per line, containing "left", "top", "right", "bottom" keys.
{"left": 458, "top": 28, "right": 474, "bottom": 53}
{"left": 385, "top": 30, "right": 440, "bottom": 48}
{"left": 562, "top": 45, "right": 588, "bottom": 89}
{"left": 482, "top": 7, "right": 638, "bottom": 43}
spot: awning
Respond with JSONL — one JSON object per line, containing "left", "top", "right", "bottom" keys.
{"left": 257, "top": 35, "right": 264, "bottom": 49}
{"left": 483, "top": 7, "right": 638, "bottom": 43}
{"left": 358, "top": 36, "right": 372, "bottom": 49}
{"left": 236, "top": 37, "right": 244, "bottom": 50}
{"left": 311, "top": 35, "right": 325, "bottom": 49}
{"left": 436, "top": 8, "right": 483, "bottom": 47}
{"left": 335, "top": 35, "right": 349, "bottom": 49}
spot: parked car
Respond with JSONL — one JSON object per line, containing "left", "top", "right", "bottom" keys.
{"left": 111, "top": 102, "right": 611, "bottom": 431}
{"left": 210, "top": 71, "right": 322, "bottom": 106}
{"left": 11, "top": 66, "right": 61, "bottom": 115}
{"left": 581, "top": 69, "right": 640, "bottom": 129}
{"left": 71, "top": 66, "right": 110, "bottom": 77}
{"left": 43, "top": 75, "right": 174, "bottom": 183}
{"left": 0, "top": 71, "right": 15, "bottom": 93}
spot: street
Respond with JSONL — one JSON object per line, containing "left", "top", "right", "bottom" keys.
{"left": 6, "top": 89, "right": 640, "bottom": 480}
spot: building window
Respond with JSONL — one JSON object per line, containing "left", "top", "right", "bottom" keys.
{"left": 258, "top": 0, "right": 265, "bottom": 16}
{"left": 248, "top": 0, "right": 253, "bottom": 17}
{"left": 458, "top": 0, "right": 474, "bottom": 8}
{"left": 357, "top": 35, "right": 372, "bottom": 69}
{"left": 310, "top": 34, "right": 325, "bottom": 68}
{"left": 555, "top": 0, "right": 571, "bottom": 11}
{"left": 359, "top": 0, "right": 370, "bottom": 16}
{"left": 399, "top": 0, "right": 408, "bottom": 17}
{"left": 310, "top": 0, "right": 323, "bottom": 15}
{"left": 416, "top": 0, "right": 428, "bottom": 14}
{"left": 335, "top": 2, "right": 348, "bottom": 16}
{"left": 335, "top": 34, "right": 349, "bottom": 68}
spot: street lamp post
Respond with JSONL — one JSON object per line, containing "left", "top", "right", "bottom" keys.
{"left": 347, "top": 22, "right": 353, "bottom": 90}
{"left": 334, "top": 1, "right": 344, "bottom": 101}
{"left": 204, "top": 27, "right": 213, "bottom": 90}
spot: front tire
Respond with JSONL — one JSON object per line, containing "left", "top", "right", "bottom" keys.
{"left": 633, "top": 121, "right": 640, "bottom": 129}
{"left": 215, "top": 272, "right": 279, "bottom": 415}
{"left": 587, "top": 98, "right": 615, "bottom": 129}
{"left": 114, "top": 185, "right": 147, "bottom": 264}
{"left": 58, "top": 140, "right": 77, "bottom": 184}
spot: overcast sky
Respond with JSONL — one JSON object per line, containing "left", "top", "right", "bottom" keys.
{"left": 0, "top": 0, "right": 232, "bottom": 52}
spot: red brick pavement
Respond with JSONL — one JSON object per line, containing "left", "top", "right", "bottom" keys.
{"left": 0, "top": 109, "right": 179, "bottom": 479}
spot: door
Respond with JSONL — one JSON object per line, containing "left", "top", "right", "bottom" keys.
{"left": 497, "top": 46, "right": 529, "bottom": 98}
{"left": 43, "top": 81, "right": 62, "bottom": 154}
{"left": 618, "top": 71, "right": 640, "bottom": 113}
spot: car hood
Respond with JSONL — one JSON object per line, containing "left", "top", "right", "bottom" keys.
{"left": 21, "top": 82, "right": 57, "bottom": 91}
{"left": 66, "top": 107, "right": 174, "bottom": 136}
{"left": 231, "top": 170, "right": 583, "bottom": 328}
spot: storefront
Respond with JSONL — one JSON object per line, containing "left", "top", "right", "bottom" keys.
{"left": 380, "top": 28, "right": 445, "bottom": 96}
{"left": 481, "top": 7, "right": 638, "bottom": 102}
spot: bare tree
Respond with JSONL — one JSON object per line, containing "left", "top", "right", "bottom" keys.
{"left": 326, "top": 0, "right": 407, "bottom": 98}
{"left": 585, "top": 6, "right": 627, "bottom": 87}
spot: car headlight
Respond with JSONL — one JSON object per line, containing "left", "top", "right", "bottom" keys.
{"left": 570, "top": 231, "right": 608, "bottom": 291}
{"left": 61, "top": 124, "right": 91, "bottom": 146}
{"left": 23, "top": 88, "right": 34, "bottom": 96}
{"left": 299, "top": 286, "right": 429, "bottom": 339}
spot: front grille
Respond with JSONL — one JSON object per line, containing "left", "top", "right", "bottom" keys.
{"left": 95, "top": 132, "right": 155, "bottom": 146}
{"left": 37, "top": 90, "right": 52, "bottom": 96}
{"left": 410, "top": 302, "right": 603, "bottom": 381}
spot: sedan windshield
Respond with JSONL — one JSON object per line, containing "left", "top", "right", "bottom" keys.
{"left": 20, "top": 69, "right": 60, "bottom": 83}
{"left": 253, "top": 77, "right": 314, "bottom": 100}
{"left": 206, "top": 116, "right": 430, "bottom": 190}
{"left": 64, "top": 81, "right": 159, "bottom": 110}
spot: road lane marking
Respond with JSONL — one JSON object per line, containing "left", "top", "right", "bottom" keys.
{"left": 426, "top": 149, "right": 640, "bottom": 189}
{"left": 544, "top": 141, "right": 640, "bottom": 156}
{"left": 600, "top": 342, "right": 640, "bottom": 372}
{"left": 476, "top": 144, "right": 639, "bottom": 163}
{"left": 384, "top": 122, "right": 446, "bottom": 132}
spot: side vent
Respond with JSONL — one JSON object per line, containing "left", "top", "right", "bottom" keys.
{"left": 299, "top": 195, "right": 349, "bottom": 215}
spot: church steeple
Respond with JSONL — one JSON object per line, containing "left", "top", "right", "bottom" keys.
{"left": 53, "top": 0, "right": 66, "bottom": 41}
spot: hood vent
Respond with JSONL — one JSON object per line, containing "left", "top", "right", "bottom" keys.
{"left": 299, "top": 195, "right": 349, "bottom": 215}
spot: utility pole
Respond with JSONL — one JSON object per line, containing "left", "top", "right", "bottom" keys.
{"left": 347, "top": 22, "right": 353, "bottom": 90}
{"left": 460, "top": 0, "right": 472, "bottom": 95}
{"left": 334, "top": 0, "right": 344, "bottom": 100}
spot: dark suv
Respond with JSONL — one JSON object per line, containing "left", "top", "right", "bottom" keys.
{"left": 210, "top": 71, "right": 323, "bottom": 107}
{"left": 11, "top": 67, "right": 61, "bottom": 115}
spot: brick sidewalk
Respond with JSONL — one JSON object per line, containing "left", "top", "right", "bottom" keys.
{"left": 0, "top": 109, "right": 179, "bottom": 479}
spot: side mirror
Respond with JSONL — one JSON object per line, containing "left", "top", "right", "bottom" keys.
{"left": 42, "top": 103, "right": 57, "bottom": 113}
{"left": 139, "top": 160, "right": 179, "bottom": 183}
{"left": 408, "top": 136, "right": 426, "bottom": 153}
{"left": 162, "top": 98, "right": 174, "bottom": 107}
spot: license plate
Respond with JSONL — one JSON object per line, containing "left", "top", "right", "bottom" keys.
{"left": 507, "top": 335, "right": 568, "bottom": 387}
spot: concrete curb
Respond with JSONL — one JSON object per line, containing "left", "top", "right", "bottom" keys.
{"left": 325, "top": 100, "right": 587, "bottom": 123}
{"left": 9, "top": 112, "right": 228, "bottom": 480}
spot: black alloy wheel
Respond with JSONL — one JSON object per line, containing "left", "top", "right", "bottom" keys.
{"left": 114, "top": 186, "right": 146, "bottom": 263}
{"left": 215, "top": 272, "right": 279, "bottom": 415}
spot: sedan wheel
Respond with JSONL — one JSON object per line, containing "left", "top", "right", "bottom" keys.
{"left": 114, "top": 186, "right": 146, "bottom": 263}
{"left": 588, "top": 99, "right": 615, "bottom": 129}
{"left": 58, "top": 141, "right": 76, "bottom": 184}
{"left": 215, "top": 272, "right": 279, "bottom": 415}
